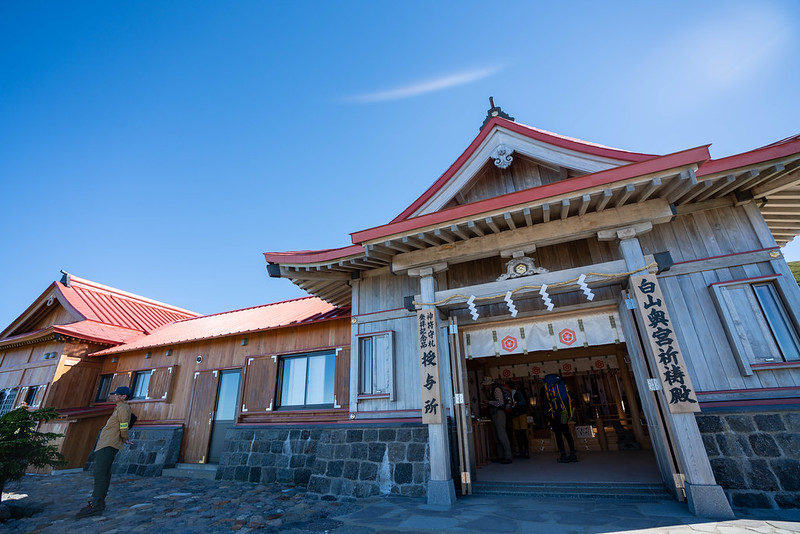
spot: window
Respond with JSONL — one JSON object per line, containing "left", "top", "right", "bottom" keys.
{"left": 0, "top": 388, "right": 18, "bottom": 415}
{"left": 24, "top": 386, "right": 40, "bottom": 406}
{"left": 278, "top": 351, "right": 335, "bottom": 408}
{"left": 357, "top": 331, "right": 394, "bottom": 399}
{"left": 95, "top": 374, "right": 113, "bottom": 402}
{"left": 131, "top": 370, "right": 152, "bottom": 399}
{"left": 711, "top": 276, "right": 800, "bottom": 375}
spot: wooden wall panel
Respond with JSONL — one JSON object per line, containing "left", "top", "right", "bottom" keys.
{"left": 1, "top": 346, "right": 34, "bottom": 367}
{"left": 22, "top": 365, "right": 54, "bottom": 386}
{"left": 241, "top": 356, "right": 276, "bottom": 413}
{"left": 147, "top": 366, "right": 176, "bottom": 401}
{"left": 30, "top": 305, "right": 76, "bottom": 331}
{"left": 0, "top": 369, "right": 24, "bottom": 388}
{"left": 335, "top": 347, "right": 350, "bottom": 410}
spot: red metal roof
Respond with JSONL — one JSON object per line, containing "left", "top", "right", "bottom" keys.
{"left": 92, "top": 296, "right": 349, "bottom": 356}
{"left": 391, "top": 117, "right": 658, "bottom": 223}
{"left": 351, "top": 145, "right": 710, "bottom": 245}
{"left": 697, "top": 134, "right": 800, "bottom": 177}
{"left": 57, "top": 275, "right": 200, "bottom": 334}
{"left": 263, "top": 245, "right": 364, "bottom": 265}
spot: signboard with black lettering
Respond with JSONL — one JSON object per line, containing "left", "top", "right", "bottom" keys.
{"left": 630, "top": 274, "right": 699, "bottom": 413}
{"left": 417, "top": 308, "right": 444, "bottom": 424}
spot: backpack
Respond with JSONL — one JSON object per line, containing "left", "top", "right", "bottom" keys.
{"left": 493, "top": 384, "right": 514, "bottom": 413}
{"left": 129, "top": 412, "right": 137, "bottom": 428}
{"left": 511, "top": 389, "right": 528, "bottom": 417}
{"left": 543, "top": 374, "right": 573, "bottom": 422}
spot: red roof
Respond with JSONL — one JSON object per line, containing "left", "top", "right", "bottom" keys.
{"left": 697, "top": 134, "right": 800, "bottom": 177}
{"left": 391, "top": 117, "right": 658, "bottom": 223}
{"left": 92, "top": 296, "right": 349, "bottom": 356}
{"left": 264, "top": 244, "right": 364, "bottom": 265}
{"left": 57, "top": 275, "right": 199, "bottom": 334}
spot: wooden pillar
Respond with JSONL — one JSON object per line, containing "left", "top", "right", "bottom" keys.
{"left": 412, "top": 264, "right": 456, "bottom": 507}
{"left": 599, "top": 224, "right": 734, "bottom": 519}
{"left": 616, "top": 349, "right": 647, "bottom": 447}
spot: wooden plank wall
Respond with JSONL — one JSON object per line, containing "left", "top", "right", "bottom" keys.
{"left": 99, "top": 318, "right": 351, "bottom": 426}
{"left": 643, "top": 205, "right": 800, "bottom": 393}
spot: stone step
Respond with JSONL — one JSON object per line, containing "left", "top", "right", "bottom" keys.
{"left": 471, "top": 481, "right": 672, "bottom": 501}
{"left": 161, "top": 463, "right": 218, "bottom": 480}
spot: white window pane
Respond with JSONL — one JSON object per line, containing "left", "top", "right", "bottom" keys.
{"left": 214, "top": 370, "right": 241, "bottom": 420}
{"left": 306, "top": 354, "right": 334, "bottom": 404}
{"left": 754, "top": 284, "right": 800, "bottom": 361}
{"left": 283, "top": 358, "right": 307, "bottom": 406}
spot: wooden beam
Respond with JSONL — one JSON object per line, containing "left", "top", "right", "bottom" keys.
{"left": 278, "top": 266, "right": 349, "bottom": 281}
{"left": 615, "top": 184, "right": 636, "bottom": 208}
{"left": 740, "top": 163, "right": 786, "bottom": 191}
{"left": 434, "top": 228, "right": 457, "bottom": 243}
{"left": 696, "top": 174, "right": 735, "bottom": 202}
{"left": 402, "top": 235, "right": 427, "bottom": 249}
{"left": 542, "top": 202, "right": 551, "bottom": 223}
{"left": 753, "top": 168, "right": 800, "bottom": 198}
{"left": 503, "top": 212, "right": 517, "bottom": 231}
{"left": 578, "top": 194, "right": 591, "bottom": 217}
{"left": 384, "top": 239, "right": 413, "bottom": 253}
{"left": 596, "top": 189, "right": 613, "bottom": 212}
{"left": 417, "top": 232, "right": 442, "bottom": 246}
{"left": 426, "top": 256, "right": 655, "bottom": 311}
{"left": 484, "top": 216, "right": 501, "bottom": 234}
{"left": 467, "top": 220, "right": 485, "bottom": 237}
{"left": 560, "top": 198, "right": 570, "bottom": 220}
{"left": 366, "top": 243, "right": 395, "bottom": 256}
{"left": 676, "top": 179, "right": 712, "bottom": 205}
{"left": 637, "top": 177, "right": 661, "bottom": 203}
{"left": 523, "top": 207, "right": 533, "bottom": 227}
{"left": 667, "top": 170, "right": 698, "bottom": 204}
{"left": 364, "top": 246, "right": 393, "bottom": 262}
{"left": 450, "top": 224, "right": 470, "bottom": 240}
{"left": 391, "top": 199, "right": 673, "bottom": 272}
{"left": 714, "top": 169, "right": 759, "bottom": 199}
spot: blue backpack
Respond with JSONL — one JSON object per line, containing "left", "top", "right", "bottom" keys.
{"left": 543, "top": 374, "right": 573, "bottom": 422}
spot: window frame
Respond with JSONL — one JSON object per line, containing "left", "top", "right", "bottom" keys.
{"left": 131, "top": 370, "right": 153, "bottom": 400}
{"left": 277, "top": 350, "right": 337, "bottom": 409}
{"left": 356, "top": 330, "right": 395, "bottom": 401}
{"left": 95, "top": 373, "right": 114, "bottom": 402}
{"left": 710, "top": 274, "right": 800, "bottom": 375}
{"left": 0, "top": 387, "right": 19, "bottom": 415}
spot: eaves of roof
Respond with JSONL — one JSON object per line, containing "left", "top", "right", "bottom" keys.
{"left": 0, "top": 321, "right": 144, "bottom": 349}
{"left": 391, "top": 117, "right": 658, "bottom": 223}
{"left": 352, "top": 144, "right": 710, "bottom": 245}
{"left": 263, "top": 245, "right": 364, "bottom": 265}
{"left": 698, "top": 135, "right": 800, "bottom": 177}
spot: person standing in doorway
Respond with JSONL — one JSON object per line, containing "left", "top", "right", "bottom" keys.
{"left": 511, "top": 384, "right": 530, "bottom": 459}
{"left": 541, "top": 374, "right": 577, "bottom": 463}
{"left": 482, "top": 376, "right": 513, "bottom": 464}
{"left": 76, "top": 386, "right": 133, "bottom": 519}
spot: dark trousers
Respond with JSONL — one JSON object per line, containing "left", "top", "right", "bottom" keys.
{"left": 489, "top": 408, "right": 513, "bottom": 461}
{"left": 92, "top": 447, "right": 119, "bottom": 503}
{"left": 552, "top": 421, "right": 574, "bottom": 454}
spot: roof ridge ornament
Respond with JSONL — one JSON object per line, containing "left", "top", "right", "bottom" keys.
{"left": 481, "top": 96, "right": 514, "bottom": 130}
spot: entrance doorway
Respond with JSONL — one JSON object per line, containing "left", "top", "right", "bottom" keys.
{"left": 183, "top": 369, "right": 242, "bottom": 464}
{"left": 463, "top": 345, "right": 662, "bottom": 486}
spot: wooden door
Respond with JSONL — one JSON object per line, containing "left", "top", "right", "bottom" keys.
{"left": 183, "top": 370, "right": 219, "bottom": 464}
{"left": 617, "top": 295, "right": 684, "bottom": 500}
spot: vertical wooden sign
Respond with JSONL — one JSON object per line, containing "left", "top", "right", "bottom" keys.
{"left": 630, "top": 274, "right": 700, "bottom": 413}
{"left": 417, "top": 309, "right": 444, "bottom": 424}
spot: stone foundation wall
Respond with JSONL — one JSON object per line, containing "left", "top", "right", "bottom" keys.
{"left": 85, "top": 426, "right": 183, "bottom": 477}
{"left": 217, "top": 423, "right": 430, "bottom": 499}
{"left": 696, "top": 408, "right": 800, "bottom": 509}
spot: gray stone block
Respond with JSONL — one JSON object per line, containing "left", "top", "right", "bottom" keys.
{"left": 351, "top": 442, "right": 368, "bottom": 460}
{"left": 775, "top": 492, "right": 800, "bottom": 509}
{"left": 346, "top": 429, "right": 364, "bottom": 442}
{"left": 754, "top": 414, "right": 786, "bottom": 432}
{"left": 771, "top": 458, "right": 800, "bottom": 491}
{"left": 710, "top": 457, "right": 746, "bottom": 489}
{"left": 775, "top": 433, "right": 800, "bottom": 457}
{"left": 784, "top": 413, "right": 800, "bottom": 432}
{"left": 745, "top": 459, "right": 780, "bottom": 491}
{"left": 732, "top": 492, "right": 773, "bottom": 509}
{"left": 695, "top": 415, "right": 725, "bottom": 433}
{"left": 368, "top": 442, "right": 387, "bottom": 462}
{"left": 307, "top": 475, "right": 330, "bottom": 494}
{"left": 343, "top": 461, "right": 359, "bottom": 480}
{"left": 725, "top": 415, "right": 755, "bottom": 433}
{"left": 363, "top": 429, "right": 378, "bottom": 442}
{"left": 701, "top": 434, "right": 719, "bottom": 456}
{"left": 261, "top": 467, "right": 277, "bottom": 483}
{"left": 749, "top": 433, "right": 781, "bottom": 457}
{"left": 359, "top": 462, "right": 377, "bottom": 481}
{"left": 685, "top": 482, "right": 735, "bottom": 519}
{"left": 394, "top": 463, "right": 413, "bottom": 484}
{"left": 407, "top": 443, "right": 426, "bottom": 462}
{"left": 379, "top": 428, "right": 396, "bottom": 442}
{"left": 388, "top": 442, "right": 406, "bottom": 462}
{"left": 326, "top": 460, "right": 343, "bottom": 478}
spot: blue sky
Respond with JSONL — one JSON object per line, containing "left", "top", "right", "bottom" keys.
{"left": 1, "top": 1, "right": 799, "bottom": 329}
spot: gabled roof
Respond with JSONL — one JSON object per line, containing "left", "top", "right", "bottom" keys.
{"left": 1, "top": 273, "right": 200, "bottom": 347}
{"left": 263, "top": 114, "right": 800, "bottom": 306}
{"left": 392, "top": 117, "right": 658, "bottom": 222}
{"left": 92, "top": 296, "right": 349, "bottom": 356}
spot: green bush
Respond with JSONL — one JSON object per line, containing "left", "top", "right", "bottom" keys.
{"left": 789, "top": 261, "right": 800, "bottom": 287}
{"left": 0, "top": 407, "right": 66, "bottom": 500}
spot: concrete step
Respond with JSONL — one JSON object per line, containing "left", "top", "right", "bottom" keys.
{"left": 161, "top": 463, "right": 218, "bottom": 480}
{"left": 471, "top": 481, "right": 672, "bottom": 501}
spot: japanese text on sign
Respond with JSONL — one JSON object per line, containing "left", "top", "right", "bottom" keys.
{"left": 417, "top": 309, "right": 443, "bottom": 424}
{"left": 630, "top": 274, "right": 699, "bottom": 413}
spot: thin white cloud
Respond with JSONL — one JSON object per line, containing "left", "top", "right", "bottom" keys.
{"left": 343, "top": 66, "right": 503, "bottom": 103}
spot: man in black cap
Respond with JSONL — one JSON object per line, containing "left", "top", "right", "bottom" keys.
{"left": 76, "top": 386, "right": 133, "bottom": 519}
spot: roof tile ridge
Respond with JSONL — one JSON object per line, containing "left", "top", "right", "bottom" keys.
{"left": 170, "top": 296, "right": 328, "bottom": 323}
{"left": 66, "top": 275, "right": 200, "bottom": 317}
{"left": 507, "top": 120, "right": 659, "bottom": 157}
{"left": 56, "top": 319, "right": 146, "bottom": 333}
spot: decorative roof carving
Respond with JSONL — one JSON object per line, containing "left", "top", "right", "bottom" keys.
{"left": 490, "top": 144, "right": 514, "bottom": 169}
